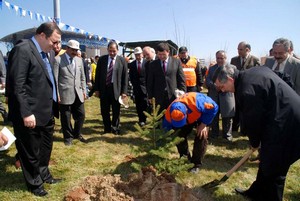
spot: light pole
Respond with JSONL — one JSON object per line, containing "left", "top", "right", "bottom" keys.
{"left": 53, "top": 0, "right": 60, "bottom": 24}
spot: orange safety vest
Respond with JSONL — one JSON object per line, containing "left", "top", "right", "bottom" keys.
{"left": 175, "top": 56, "right": 198, "bottom": 87}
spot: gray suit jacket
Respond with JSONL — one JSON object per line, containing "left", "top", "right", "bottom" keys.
{"left": 230, "top": 54, "right": 261, "bottom": 71}
{"left": 264, "top": 56, "right": 300, "bottom": 95}
{"left": 54, "top": 53, "right": 86, "bottom": 104}
{"left": 206, "top": 63, "right": 236, "bottom": 117}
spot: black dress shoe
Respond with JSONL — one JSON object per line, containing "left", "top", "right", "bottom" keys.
{"left": 31, "top": 187, "right": 48, "bottom": 197}
{"left": 77, "top": 135, "right": 87, "bottom": 143}
{"left": 45, "top": 178, "right": 63, "bottom": 184}
{"left": 64, "top": 141, "right": 72, "bottom": 146}
{"left": 235, "top": 188, "right": 249, "bottom": 197}
{"left": 112, "top": 128, "right": 120, "bottom": 135}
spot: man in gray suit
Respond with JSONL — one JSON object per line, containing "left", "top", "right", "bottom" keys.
{"left": 54, "top": 40, "right": 87, "bottom": 145}
{"left": 206, "top": 50, "right": 236, "bottom": 141}
{"left": 264, "top": 38, "right": 300, "bottom": 96}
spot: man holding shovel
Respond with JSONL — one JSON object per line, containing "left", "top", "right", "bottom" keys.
{"left": 213, "top": 65, "right": 300, "bottom": 201}
{"left": 163, "top": 92, "right": 218, "bottom": 173}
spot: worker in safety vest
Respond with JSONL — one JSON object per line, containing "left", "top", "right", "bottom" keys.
{"left": 175, "top": 46, "right": 204, "bottom": 92}
{"left": 163, "top": 92, "right": 218, "bottom": 173}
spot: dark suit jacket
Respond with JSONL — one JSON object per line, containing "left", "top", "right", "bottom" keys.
{"left": 235, "top": 66, "right": 300, "bottom": 174}
{"left": 129, "top": 59, "right": 147, "bottom": 96}
{"left": 94, "top": 55, "right": 128, "bottom": 100}
{"left": 6, "top": 39, "right": 59, "bottom": 125}
{"left": 230, "top": 55, "right": 261, "bottom": 70}
{"left": 264, "top": 56, "right": 300, "bottom": 95}
{"left": 147, "top": 57, "right": 186, "bottom": 107}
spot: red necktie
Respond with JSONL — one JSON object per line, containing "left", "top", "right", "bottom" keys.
{"left": 106, "top": 58, "right": 114, "bottom": 85}
{"left": 138, "top": 61, "right": 141, "bottom": 75}
{"left": 163, "top": 61, "right": 166, "bottom": 74}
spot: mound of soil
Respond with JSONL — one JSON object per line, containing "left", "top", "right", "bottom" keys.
{"left": 64, "top": 166, "right": 212, "bottom": 201}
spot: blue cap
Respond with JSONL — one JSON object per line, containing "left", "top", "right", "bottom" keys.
{"left": 170, "top": 102, "right": 187, "bottom": 128}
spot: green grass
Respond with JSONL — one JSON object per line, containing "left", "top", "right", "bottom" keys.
{"left": 0, "top": 96, "right": 299, "bottom": 201}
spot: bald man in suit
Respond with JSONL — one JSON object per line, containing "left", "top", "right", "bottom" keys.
{"left": 230, "top": 41, "right": 261, "bottom": 132}
{"left": 230, "top": 41, "right": 261, "bottom": 71}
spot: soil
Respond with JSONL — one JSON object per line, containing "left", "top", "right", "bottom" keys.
{"left": 64, "top": 166, "right": 213, "bottom": 201}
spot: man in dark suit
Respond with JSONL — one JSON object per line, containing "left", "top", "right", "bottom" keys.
{"left": 213, "top": 65, "right": 300, "bottom": 201}
{"left": 6, "top": 22, "right": 61, "bottom": 197}
{"left": 142, "top": 46, "right": 156, "bottom": 87}
{"left": 54, "top": 40, "right": 87, "bottom": 146}
{"left": 147, "top": 43, "right": 186, "bottom": 113}
{"left": 94, "top": 41, "right": 128, "bottom": 134}
{"left": 230, "top": 41, "right": 261, "bottom": 133}
{"left": 230, "top": 41, "right": 261, "bottom": 71}
{"left": 264, "top": 38, "right": 300, "bottom": 95}
{"left": 129, "top": 47, "right": 148, "bottom": 126}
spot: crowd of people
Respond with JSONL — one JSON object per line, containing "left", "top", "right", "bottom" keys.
{"left": 1, "top": 22, "right": 299, "bottom": 200}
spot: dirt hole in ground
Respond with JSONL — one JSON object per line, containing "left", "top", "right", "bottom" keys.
{"left": 64, "top": 166, "right": 212, "bottom": 201}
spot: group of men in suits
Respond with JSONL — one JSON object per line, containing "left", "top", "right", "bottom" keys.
{"left": 206, "top": 41, "right": 262, "bottom": 141}
{"left": 128, "top": 43, "right": 187, "bottom": 126}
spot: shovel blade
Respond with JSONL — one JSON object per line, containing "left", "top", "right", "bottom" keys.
{"left": 201, "top": 175, "right": 229, "bottom": 189}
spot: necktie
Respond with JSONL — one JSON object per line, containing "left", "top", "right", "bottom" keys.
{"left": 106, "top": 57, "right": 114, "bottom": 85}
{"left": 137, "top": 61, "right": 141, "bottom": 75}
{"left": 163, "top": 61, "right": 166, "bottom": 74}
{"left": 241, "top": 58, "right": 245, "bottom": 67}
{"left": 41, "top": 51, "right": 57, "bottom": 102}
{"left": 275, "top": 62, "right": 280, "bottom": 71}
{"left": 69, "top": 57, "right": 75, "bottom": 75}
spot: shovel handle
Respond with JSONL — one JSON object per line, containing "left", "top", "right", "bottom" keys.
{"left": 225, "top": 149, "right": 254, "bottom": 177}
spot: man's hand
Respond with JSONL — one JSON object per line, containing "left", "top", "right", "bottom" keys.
{"left": 23, "top": 115, "right": 36, "bottom": 129}
{"left": 196, "top": 123, "right": 208, "bottom": 139}
{"left": 0, "top": 131, "right": 8, "bottom": 147}
{"left": 0, "top": 83, "right": 5, "bottom": 90}
{"left": 95, "top": 91, "right": 100, "bottom": 98}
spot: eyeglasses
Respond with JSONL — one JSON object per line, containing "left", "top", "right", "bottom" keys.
{"left": 48, "top": 37, "right": 61, "bottom": 46}
{"left": 214, "top": 81, "right": 225, "bottom": 91}
{"left": 69, "top": 47, "right": 78, "bottom": 52}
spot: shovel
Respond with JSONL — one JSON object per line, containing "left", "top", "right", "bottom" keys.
{"left": 202, "top": 149, "right": 254, "bottom": 189}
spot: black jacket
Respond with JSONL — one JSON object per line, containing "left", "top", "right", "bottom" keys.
{"left": 235, "top": 66, "right": 300, "bottom": 175}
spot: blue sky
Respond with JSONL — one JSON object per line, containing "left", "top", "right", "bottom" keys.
{"left": 0, "top": 0, "right": 299, "bottom": 63}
